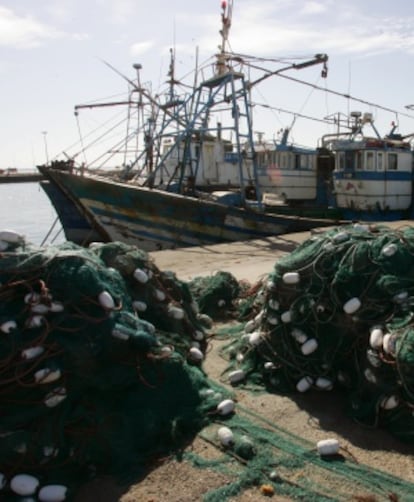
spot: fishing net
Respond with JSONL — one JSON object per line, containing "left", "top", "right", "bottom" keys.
{"left": 0, "top": 236, "right": 232, "bottom": 500}
{"left": 187, "top": 271, "right": 243, "bottom": 320}
{"left": 223, "top": 223, "right": 414, "bottom": 442}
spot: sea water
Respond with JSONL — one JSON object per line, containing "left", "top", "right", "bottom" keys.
{"left": 0, "top": 182, "right": 65, "bottom": 246}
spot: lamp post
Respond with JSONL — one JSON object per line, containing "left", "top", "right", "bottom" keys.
{"left": 41, "top": 131, "right": 49, "bottom": 165}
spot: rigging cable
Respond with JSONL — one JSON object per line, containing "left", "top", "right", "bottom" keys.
{"left": 276, "top": 73, "right": 414, "bottom": 120}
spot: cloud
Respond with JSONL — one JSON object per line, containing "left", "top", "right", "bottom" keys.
{"left": 129, "top": 40, "right": 154, "bottom": 57}
{"left": 0, "top": 6, "right": 63, "bottom": 48}
{"left": 218, "top": 1, "right": 414, "bottom": 57}
{"left": 300, "top": 1, "right": 328, "bottom": 15}
{"left": 99, "top": 0, "right": 137, "bottom": 25}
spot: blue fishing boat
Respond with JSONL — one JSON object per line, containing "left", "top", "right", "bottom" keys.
{"left": 324, "top": 111, "right": 414, "bottom": 221}
{"left": 38, "top": 1, "right": 343, "bottom": 250}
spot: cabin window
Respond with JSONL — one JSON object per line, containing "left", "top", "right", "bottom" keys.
{"left": 388, "top": 153, "right": 398, "bottom": 170}
{"left": 366, "top": 152, "right": 374, "bottom": 170}
{"left": 377, "top": 152, "right": 384, "bottom": 171}
{"left": 258, "top": 152, "right": 264, "bottom": 165}
{"left": 280, "top": 153, "right": 287, "bottom": 169}
{"left": 338, "top": 152, "right": 345, "bottom": 170}
{"left": 356, "top": 151, "right": 363, "bottom": 170}
{"left": 295, "top": 154, "right": 300, "bottom": 169}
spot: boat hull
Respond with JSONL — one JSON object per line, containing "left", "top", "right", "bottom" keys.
{"left": 43, "top": 170, "right": 341, "bottom": 251}
{"left": 39, "top": 180, "right": 105, "bottom": 245}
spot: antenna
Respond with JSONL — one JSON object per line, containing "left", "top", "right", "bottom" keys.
{"left": 216, "top": 0, "right": 233, "bottom": 76}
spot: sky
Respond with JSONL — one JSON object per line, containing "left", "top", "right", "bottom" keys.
{"left": 2, "top": 0, "right": 414, "bottom": 170}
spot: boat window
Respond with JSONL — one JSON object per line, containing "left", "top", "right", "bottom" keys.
{"left": 377, "top": 152, "right": 384, "bottom": 171}
{"left": 356, "top": 151, "right": 363, "bottom": 170}
{"left": 366, "top": 151, "right": 374, "bottom": 170}
{"left": 280, "top": 153, "right": 287, "bottom": 169}
{"left": 258, "top": 152, "right": 265, "bottom": 165}
{"left": 388, "top": 153, "right": 398, "bottom": 170}
{"left": 295, "top": 154, "right": 300, "bottom": 169}
{"left": 338, "top": 152, "right": 345, "bottom": 170}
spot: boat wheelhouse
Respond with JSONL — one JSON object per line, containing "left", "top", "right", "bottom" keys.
{"left": 324, "top": 112, "right": 414, "bottom": 219}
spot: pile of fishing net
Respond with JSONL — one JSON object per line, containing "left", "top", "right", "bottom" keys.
{"left": 224, "top": 223, "right": 414, "bottom": 441}
{"left": 0, "top": 232, "right": 231, "bottom": 500}
{"left": 188, "top": 271, "right": 246, "bottom": 320}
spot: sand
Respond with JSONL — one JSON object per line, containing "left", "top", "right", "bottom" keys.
{"left": 74, "top": 223, "right": 414, "bottom": 502}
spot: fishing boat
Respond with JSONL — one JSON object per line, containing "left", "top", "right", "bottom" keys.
{"left": 38, "top": 0, "right": 346, "bottom": 250}
{"left": 323, "top": 111, "right": 414, "bottom": 221}
{"left": 39, "top": 173, "right": 105, "bottom": 245}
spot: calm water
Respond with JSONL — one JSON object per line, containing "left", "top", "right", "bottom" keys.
{"left": 0, "top": 182, "right": 65, "bottom": 246}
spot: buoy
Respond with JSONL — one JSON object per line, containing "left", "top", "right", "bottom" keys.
{"left": 98, "top": 291, "right": 115, "bottom": 310}
{"left": 296, "top": 376, "right": 313, "bottom": 392}
{"left": 167, "top": 305, "right": 185, "bottom": 320}
{"left": 366, "top": 349, "right": 381, "bottom": 368}
{"left": 10, "top": 474, "right": 40, "bottom": 496}
{"left": 0, "top": 320, "right": 17, "bottom": 334}
{"left": 254, "top": 310, "right": 264, "bottom": 324}
{"left": 31, "top": 303, "right": 49, "bottom": 314}
{"left": 369, "top": 327, "right": 383, "bottom": 349}
{"left": 132, "top": 300, "right": 147, "bottom": 312}
{"left": 382, "top": 333, "right": 396, "bottom": 355}
{"left": 382, "top": 243, "right": 397, "bottom": 257}
{"left": 332, "top": 231, "right": 349, "bottom": 243}
{"left": 364, "top": 368, "right": 377, "bottom": 384}
{"left": 353, "top": 223, "right": 370, "bottom": 232}
{"left": 38, "top": 485, "right": 68, "bottom": 502}
{"left": 21, "top": 346, "right": 45, "bottom": 360}
{"left": 191, "top": 331, "right": 203, "bottom": 342}
{"left": 248, "top": 331, "right": 262, "bottom": 346}
{"left": 393, "top": 291, "right": 408, "bottom": 304}
{"left": 268, "top": 298, "right": 279, "bottom": 310}
{"left": 44, "top": 387, "right": 67, "bottom": 408}
{"left": 343, "top": 297, "right": 361, "bottom": 314}
{"left": 281, "top": 310, "right": 292, "bottom": 323}
{"left": 217, "top": 398, "right": 235, "bottom": 416}
{"left": 380, "top": 395, "right": 399, "bottom": 410}
{"left": 111, "top": 328, "right": 130, "bottom": 340}
{"left": 228, "top": 369, "right": 246, "bottom": 384}
{"left": 217, "top": 426, "right": 234, "bottom": 446}
{"left": 27, "top": 315, "right": 45, "bottom": 328}
{"left": 291, "top": 328, "right": 307, "bottom": 344}
{"left": 266, "top": 315, "right": 278, "bottom": 325}
{"left": 301, "top": 338, "right": 318, "bottom": 355}
{"left": 244, "top": 319, "right": 256, "bottom": 333}
{"left": 188, "top": 347, "right": 203, "bottom": 362}
{"left": 24, "top": 292, "right": 40, "bottom": 304}
{"left": 315, "top": 377, "right": 333, "bottom": 391}
{"left": 133, "top": 268, "right": 149, "bottom": 284}
{"left": 159, "top": 346, "right": 173, "bottom": 356}
{"left": 43, "top": 446, "right": 58, "bottom": 457}
{"left": 282, "top": 272, "right": 300, "bottom": 285}
{"left": 316, "top": 438, "right": 340, "bottom": 456}
{"left": 34, "top": 368, "right": 61, "bottom": 384}
{"left": 0, "top": 229, "right": 24, "bottom": 244}
{"left": 49, "top": 301, "right": 64, "bottom": 313}
{"left": 154, "top": 289, "right": 166, "bottom": 301}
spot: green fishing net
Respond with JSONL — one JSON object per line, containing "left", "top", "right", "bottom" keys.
{"left": 223, "top": 223, "right": 414, "bottom": 441}
{"left": 0, "top": 238, "right": 229, "bottom": 500}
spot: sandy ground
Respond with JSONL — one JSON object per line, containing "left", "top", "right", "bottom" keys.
{"left": 75, "top": 223, "right": 414, "bottom": 502}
